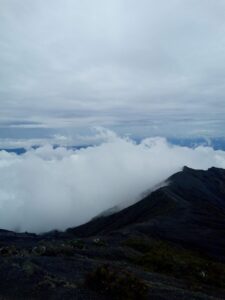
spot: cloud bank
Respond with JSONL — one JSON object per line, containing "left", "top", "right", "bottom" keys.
{"left": 1, "top": 0, "right": 225, "bottom": 137}
{"left": 0, "top": 130, "right": 225, "bottom": 233}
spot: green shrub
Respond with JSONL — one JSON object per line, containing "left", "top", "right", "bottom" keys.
{"left": 22, "top": 260, "right": 40, "bottom": 277}
{"left": 68, "top": 239, "right": 85, "bottom": 249}
{"left": 85, "top": 264, "right": 148, "bottom": 300}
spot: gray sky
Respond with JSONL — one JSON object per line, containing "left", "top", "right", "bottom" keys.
{"left": 1, "top": 0, "right": 225, "bottom": 143}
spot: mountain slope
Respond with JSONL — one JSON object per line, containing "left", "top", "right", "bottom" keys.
{"left": 68, "top": 166, "right": 225, "bottom": 259}
{"left": 0, "top": 167, "right": 225, "bottom": 299}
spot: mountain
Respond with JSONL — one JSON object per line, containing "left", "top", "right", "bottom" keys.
{"left": 68, "top": 166, "right": 225, "bottom": 260}
{"left": 0, "top": 167, "right": 225, "bottom": 299}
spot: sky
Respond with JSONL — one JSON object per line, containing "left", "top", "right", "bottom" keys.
{"left": 1, "top": 1, "right": 225, "bottom": 232}
{"left": 0, "top": 0, "right": 225, "bottom": 146}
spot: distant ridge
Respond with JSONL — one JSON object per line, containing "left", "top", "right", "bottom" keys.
{"left": 68, "top": 166, "right": 225, "bottom": 260}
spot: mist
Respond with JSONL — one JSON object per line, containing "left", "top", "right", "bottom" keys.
{"left": 0, "top": 130, "right": 225, "bottom": 233}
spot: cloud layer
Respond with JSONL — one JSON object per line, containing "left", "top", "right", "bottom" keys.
{"left": 0, "top": 0, "right": 225, "bottom": 137}
{"left": 0, "top": 131, "right": 225, "bottom": 233}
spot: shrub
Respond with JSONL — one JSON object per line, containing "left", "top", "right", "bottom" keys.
{"left": 85, "top": 264, "right": 148, "bottom": 300}
{"left": 0, "top": 245, "right": 18, "bottom": 256}
{"left": 68, "top": 239, "right": 85, "bottom": 249}
{"left": 22, "top": 260, "right": 40, "bottom": 277}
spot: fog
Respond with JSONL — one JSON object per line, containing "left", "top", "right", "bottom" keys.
{"left": 0, "top": 131, "right": 225, "bottom": 233}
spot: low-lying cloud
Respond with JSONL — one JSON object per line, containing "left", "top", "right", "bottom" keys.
{"left": 0, "top": 130, "right": 225, "bottom": 233}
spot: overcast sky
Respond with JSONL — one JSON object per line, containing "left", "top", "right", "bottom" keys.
{"left": 1, "top": 0, "right": 225, "bottom": 143}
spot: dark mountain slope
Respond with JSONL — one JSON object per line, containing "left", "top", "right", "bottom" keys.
{"left": 68, "top": 166, "right": 225, "bottom": 259}
{"left": 0, "top": 167, "right": 225, "bottom": 299}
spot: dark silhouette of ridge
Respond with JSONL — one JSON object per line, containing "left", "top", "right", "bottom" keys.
{"left": 68, "top": 166, "right": 225, "bottom": 259}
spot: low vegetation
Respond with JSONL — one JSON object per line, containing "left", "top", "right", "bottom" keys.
{"left": 125, "top": 238, "right": 225, "bottom": 289}
{"left": 85, "top": 264, "right": 148, "bottom": 299}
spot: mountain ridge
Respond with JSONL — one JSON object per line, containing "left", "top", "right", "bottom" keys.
{"left": 68, "top": 166, "right": 225, "bottom": 260}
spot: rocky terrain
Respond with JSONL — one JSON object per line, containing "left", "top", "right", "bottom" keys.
{"left": 0, "top": 167, "right": 225, "bottom": 299}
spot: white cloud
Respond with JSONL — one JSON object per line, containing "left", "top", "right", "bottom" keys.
{"left": 0, "top": 135, "right": 72, "bottom": 149}
{"left": 0, "top": 0, "right": 225, "bottom": 136}
{"left": 0, "top": 130, "right": 224, "bottom": 233}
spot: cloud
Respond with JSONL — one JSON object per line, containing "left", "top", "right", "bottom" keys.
{"left": 0, "top": 135, "right": 72, "bottom": 149}
{"left": 0, "top": 0, "right": 225, "bottom": 137}
{"left": 0, "top": 129, "right": 225, "bottom": 233}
